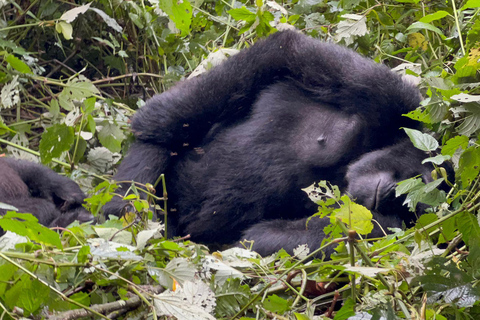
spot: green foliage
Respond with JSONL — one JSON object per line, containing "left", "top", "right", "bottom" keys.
{"left": 0, "top": 0, "right": 479, "bottom": 318}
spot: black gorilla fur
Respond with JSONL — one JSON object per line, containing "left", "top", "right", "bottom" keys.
{"left": 103, "top": 31, "right": 431, "bottom": 255}
{"left": 0, "top": 158, "right": 93, "bottom": 228}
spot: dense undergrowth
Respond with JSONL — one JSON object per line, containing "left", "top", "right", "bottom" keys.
{"left": 0, "top": 0, "right": 480, "bottom": 319}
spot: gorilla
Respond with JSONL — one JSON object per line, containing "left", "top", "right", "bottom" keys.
{"left": 103, "top": 30, "right": 432, "bottom": 255}
{"left": 0, "top": 157, "right": 93, "bottom": 228}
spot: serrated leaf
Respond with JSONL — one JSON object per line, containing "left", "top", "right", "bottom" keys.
{"left": 404, "top": 128, "right": 439, "bottom": 151}
{"left": 5, "top": 55, "right": 32, "bottom": 74}
{"left": 228, "top": 7, "right": 256, "bottom": 22}
{"left": 215, "top": 278, "right": 251, "bottom": 318}
{"left": 98, "top": 122, "right": 125, "bottom": 153}
{"left": 87, "top": 238, "right": 142, "bottom": 261}
{"left": 333, "top": 196, "right": 373, "bottom": 235}
{"left": 442, "top": 135, "right": 469, "bottom": 156}
{"left": 158, "top": 0, "right": 192, "bottom": 36}
{"left": 154, "top": 281, "right": 216, "bottom": 320}
{"left": 0, "top": 212, "right": 62, "bottom": 248}
{"left": 458, "top": 146, "right": 480, "bottom": 188}
{"left": 5, "top": 278, "right": 50, "bottom": 315}
{"left": 457, "top": 108, "right": 480, "bottom": 136}
{"left": 39, "top": 123, "right": 74, "bottom": 163}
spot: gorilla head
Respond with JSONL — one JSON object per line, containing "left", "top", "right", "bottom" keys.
{"left": 0, "top": 157, "right": 93, "bottom": 229}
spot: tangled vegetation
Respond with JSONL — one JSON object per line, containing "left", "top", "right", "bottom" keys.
{"left": 0, "top": 0, "right": 480, "bottom": 319}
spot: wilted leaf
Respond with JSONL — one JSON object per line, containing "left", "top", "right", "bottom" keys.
{"left": 150, "top": 257, "right": 196, "bottom": 289}
{"left": 90, "top": 8, "right": 122, "bottom": 32}
{"left": 335, "top": 14, "right": 368, "bottom": 45}
{"left": 55, "top": 21, "right": 73, "bottom": 40}
{"left": 154, "top": 281, "right": 216, "bottom": 320}
{"left": 60, "top": 3, "right": 91, "bottom": 22}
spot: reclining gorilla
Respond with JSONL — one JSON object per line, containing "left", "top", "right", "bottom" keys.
{"left": 0, "top": 157, "right": 92, "bottom": 228}
{"left": 103, "top": 31, "right": 433, "bottom": 255}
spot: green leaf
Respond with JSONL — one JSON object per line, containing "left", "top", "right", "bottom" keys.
{"left": 0, "top": 212, "right": 62, "bottom": 248}
{"left": 69, "top": 292, "right": 91, "bottom": 309}
{"left": 39, "top": 123, "right": 75, "bottom": 163}
{"left": 77, "top": 245, "right": 91, "bottom": 264}
{"left": 419, "top": 11, "right": 450, "bottom": 23}
{"left": 58, "top": 79, "right": 99, "bottom": 111}
{"left": 462, "top": 0, "right": 480, "bottom": 9}
{"left": 421, "top": 154, "right": 451, "bottom": 165}
{"left": 407, "top": 22, "right": 446, "bottom": 39}
{"left": 395, "top": 0, "right": 420, "bottom": 3}
{"left": 458, "top": 146, "right": 480, "bottom": 188}
{"left": 158, "top": 0, "right": 192, "bottom": 36}
{"left": 334, "top": 196, "right": 373, "bottom": 235}
{"left": 442, "top": 135, "right": 469, "bottom": 156}
{"left": 5, "top": 54, "right": 33, "bottom": 74}
{"left": 455, "top": 212, "right": 479, "bottom": 248}
{"left": 263, "top": 294, "right": 291, "bottom": 314}
{"left": 294, "top": 313, "right": 311, "bottom": 320}
{"left": 415, "top": 213, "right": 438, "bottom": 230}
{"left": 228, "top": 7, "right": 256, "bottom": 23}
{"left": 98, "top": 122, "right": 125, "bottom": 153}
{"left": 333, "top": 297, "right": 356, "bottom": 320}
{"left": 83, "top": 97, "right": 96, "bottom": 114}
{"left": 5, "top": 278, "right": 50, "bottom": 315}
{"left": 403, "top": 128, "right": 439, "bottom": 151}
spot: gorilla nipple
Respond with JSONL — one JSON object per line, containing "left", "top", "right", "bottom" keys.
{"left": 317, "top": 135, "right": 326, "bottom": 144}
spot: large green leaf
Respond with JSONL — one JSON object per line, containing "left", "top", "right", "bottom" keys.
{"left": 39, "top": 123, "right": 75, "bottom": 163}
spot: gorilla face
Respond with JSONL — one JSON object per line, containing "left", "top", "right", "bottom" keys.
{"left": 346, "top": 140, "right": 435, "bottom": 225}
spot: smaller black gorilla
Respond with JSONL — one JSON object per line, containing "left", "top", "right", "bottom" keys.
{"left": 0, "top": 157, "right": 93, "bottom": 228}
{"left": 242, "top": 140, "right": 435, "bottom": 257}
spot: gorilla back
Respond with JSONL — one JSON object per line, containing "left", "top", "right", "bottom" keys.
{"left": 103, "top": 31, "right": 425, "bottom": 255}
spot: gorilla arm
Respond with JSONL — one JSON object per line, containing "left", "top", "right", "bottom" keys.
{"left": 132, "top": 31, "right": 420, "bottom": 152}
